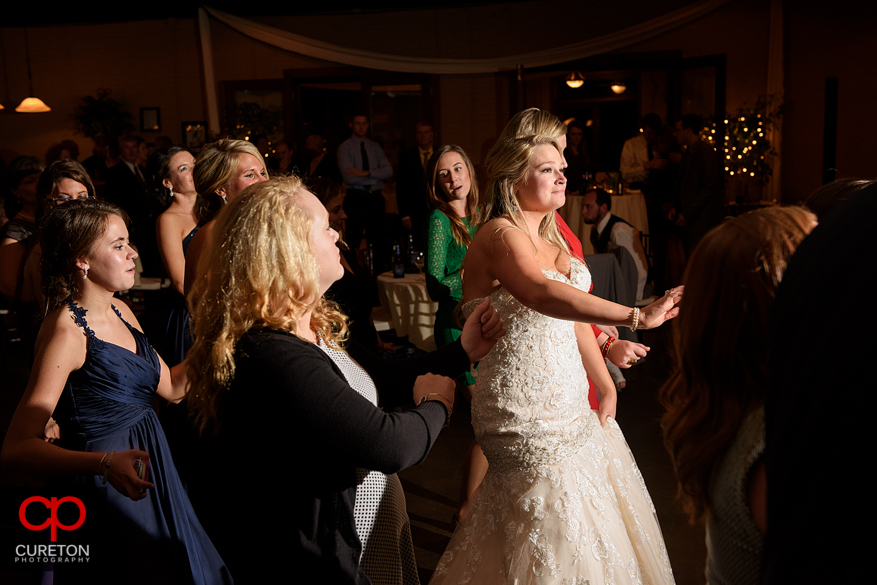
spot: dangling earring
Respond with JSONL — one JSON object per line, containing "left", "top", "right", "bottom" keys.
{"left": 83, "top": 267, "right": 88, "bottom": 280}
{"left": 169, "top": 188, "right": 174, "bottom": 198}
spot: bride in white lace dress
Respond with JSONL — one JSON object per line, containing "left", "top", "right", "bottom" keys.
{"left": 430, "top": 134, "right": 680, "bottom": 585}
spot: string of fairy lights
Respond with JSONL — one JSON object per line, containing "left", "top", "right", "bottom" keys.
{"left": 700, "top": 103, "right": 779, "bottom": 184}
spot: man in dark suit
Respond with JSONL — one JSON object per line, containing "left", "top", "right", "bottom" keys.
{"left": 396, "top": 121, "right": 435, "bottom": 247}
{"left": 668, "top": 114, "right": 725, "bottom": 255}
{"left": 294, "top": 134, "right": 341, "bottom": 184}
{"left": 104, "top": 134, "right": 162, "bottom": 276}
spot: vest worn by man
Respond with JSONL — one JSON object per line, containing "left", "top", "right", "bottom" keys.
{"left": 590, "top": 214, "right": 634, "bottom": 253}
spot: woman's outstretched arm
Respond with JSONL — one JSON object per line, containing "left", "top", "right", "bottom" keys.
{"left": 488, "top": 222, "right": 681, "bottom": 329}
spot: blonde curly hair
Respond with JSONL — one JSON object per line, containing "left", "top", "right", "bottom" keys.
{"left": 186, "top": 176, "right": 348, "bottom": 432}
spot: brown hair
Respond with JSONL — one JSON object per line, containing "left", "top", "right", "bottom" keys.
{"left": 186, "top": 176, "right": 348, "bottom": 433}
{"left": 805, "top": 178, "right": 875, "bottom": 220}
{"left": 39, "top": 199, "right": 128, "bottom": 311}
{"left": 660, "top": 206, "right": 816, "bottom": 523}
{"left": 426, "top": 145, "right": 479, "bottom": 247}
{"left": 36, "top": 160, "right": 96, "bottom": 220}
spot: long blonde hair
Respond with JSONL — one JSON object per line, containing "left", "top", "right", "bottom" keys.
{"left": 186, "top": 176, "right": 348, "bottom": 432}
{"left": 481, "top": 134, "right": 569, "bottom": 256}
{"left": 426, "top": 144, "right": 479, "bottom": 247}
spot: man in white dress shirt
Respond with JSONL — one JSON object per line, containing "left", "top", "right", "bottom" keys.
{"left": 337, "top": 113, "right": 393, "bottom": 262}
{"left": 619, "top": 113, "right": 665, "bottom": 190}
{"left": 583, "top": 188, "right": 649, "bottom": 301}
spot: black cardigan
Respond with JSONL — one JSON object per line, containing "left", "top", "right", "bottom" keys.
{"left": 198, "top": 329, "right": 470, "bottom": 584}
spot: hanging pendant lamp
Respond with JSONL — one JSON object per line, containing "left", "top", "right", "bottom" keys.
{"left": 15, "top": 29, "right": 50, "bottom": 113}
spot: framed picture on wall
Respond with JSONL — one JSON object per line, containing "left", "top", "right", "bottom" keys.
{"left": 182, "top": 121, "right": 207, "bottom": 150}
{"left": 140, "top": 107, "right": 161, "bottom": 132}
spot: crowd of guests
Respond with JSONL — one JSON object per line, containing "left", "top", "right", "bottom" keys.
{"left": 0, "top": 109, "right": 872, "bottom": 584}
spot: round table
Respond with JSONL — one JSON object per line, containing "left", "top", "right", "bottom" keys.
{"left": 377, "top": 271, "right": 438, "bottom": 351}
{"left": 559, "top": 192, "right": 650, "bottom": 255}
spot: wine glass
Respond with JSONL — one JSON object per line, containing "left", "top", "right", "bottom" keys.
{"left": 414, "top": 251, "right": 425, "bottom": 277}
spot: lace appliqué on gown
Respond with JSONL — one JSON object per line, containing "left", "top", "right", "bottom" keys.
{"left": 430, "top": 259, "right": 674, "bottom": 585}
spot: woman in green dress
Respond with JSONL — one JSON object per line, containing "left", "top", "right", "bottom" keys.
{"left": 425, "top": 145, "right": 478, "bottom": 387}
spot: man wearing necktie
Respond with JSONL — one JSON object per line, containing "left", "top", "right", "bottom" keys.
{"left": 337, "top": 113, "right": 394, "bottom": 266}
{"left": 104, "top": 134, "right": 161, "bottom": 276}
{"left": 396, "top": 121, "right": 435, "bottom": 248}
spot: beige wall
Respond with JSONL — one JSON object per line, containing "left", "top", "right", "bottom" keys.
{"left": 1, "top": 20, "right": 205, "bottom": 162}
{"left": 2, "top": 2, "right": 873, "bottom": 205}
{"left": 782, "top": 2, "right": 877, "bottom": 202}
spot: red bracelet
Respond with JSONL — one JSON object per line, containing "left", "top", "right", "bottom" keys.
{"left": 601, "top": 336, "right": 615, "bottom": 359}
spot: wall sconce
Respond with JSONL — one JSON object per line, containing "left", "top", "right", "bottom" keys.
{"left": 610, "top": 83, "right": 627, "bottom": 95}
{"left": 565, "top": 71, "right": 585, "bottom": 89}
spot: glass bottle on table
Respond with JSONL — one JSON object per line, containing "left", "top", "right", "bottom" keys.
{"left": 392, "top": 244, "right": 405, "bottom": 278}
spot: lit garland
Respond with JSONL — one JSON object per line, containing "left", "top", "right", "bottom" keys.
{"left": 700, "top": 99, "right": 782, "bottom": 185}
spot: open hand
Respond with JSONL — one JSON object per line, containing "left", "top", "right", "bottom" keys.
{"left": 638, "top": 286, "right": 683, "bottom": 329}
{"left": 460, "top": 298, "right": 505, "bottom": 363}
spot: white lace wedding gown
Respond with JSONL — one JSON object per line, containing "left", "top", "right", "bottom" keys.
{"left": 430, "top": 259, "right": 675, "bottom": 585}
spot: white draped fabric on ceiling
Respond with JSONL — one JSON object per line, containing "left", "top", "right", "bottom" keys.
{"left": 196, "top": 0, "right": 734, "bottom": 132}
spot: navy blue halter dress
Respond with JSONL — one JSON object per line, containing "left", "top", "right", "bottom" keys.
{"left": 53, "top": 299, "right": 232, "bottom": 584}
{"left": 164, "top": 223, "right": 201, "bottom": 366}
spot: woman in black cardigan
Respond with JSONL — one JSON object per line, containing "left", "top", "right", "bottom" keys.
{"left": 185, "top": 176, "right": 502, "bottom": 584}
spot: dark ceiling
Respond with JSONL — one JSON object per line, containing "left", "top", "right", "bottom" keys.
{"left": 2, "top": 1, "right": 530, "bottom": 28}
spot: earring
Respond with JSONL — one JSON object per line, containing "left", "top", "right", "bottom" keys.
{"left": 83, "top": 267, "right": 88, "bottom": 280}
{"left": 169, "top": 188, "right": 174, "bottom": 198}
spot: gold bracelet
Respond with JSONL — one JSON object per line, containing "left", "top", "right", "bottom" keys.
{"left": 418, "top": 393, "right": 453, "bottom": 427}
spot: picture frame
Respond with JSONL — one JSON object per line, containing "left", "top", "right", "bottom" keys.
{"left": 140, "top": 107, "right": 161, "bottom": 132}
{"left": 181, "top": 121, "right": 207, "bottom": 150}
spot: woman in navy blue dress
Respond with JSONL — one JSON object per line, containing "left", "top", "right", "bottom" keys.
{"left": 152, "top": 146, "right": 200, "bottom": 365}
{"left": 1, "top": 199, "right": 231, "bottom": 584}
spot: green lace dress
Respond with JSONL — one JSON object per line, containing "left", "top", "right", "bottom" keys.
{"left": 426, "top": 209, "right": 477, "bottom": 385}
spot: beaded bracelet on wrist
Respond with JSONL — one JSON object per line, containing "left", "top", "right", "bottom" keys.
{"left": 629, "top": 307, "right": 640, "bottom": 331}
{"left": 601, "top": 336, "right": 616, "bottom": 359}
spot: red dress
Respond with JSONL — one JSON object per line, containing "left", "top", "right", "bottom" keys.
{"left": 556, "top": 211, "right": 601, "bottom": 410}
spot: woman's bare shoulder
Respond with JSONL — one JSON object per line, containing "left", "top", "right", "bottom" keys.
{"left": 38, "top": 306, "right": 86, "bottom": 348}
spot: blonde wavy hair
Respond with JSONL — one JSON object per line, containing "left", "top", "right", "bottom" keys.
{"left": 186, "top": 176, "right": 348, "bottom": 432}
{"left": 481, "top": 133, "right": 570, "bottom": 257}
{"left": 193, "top": 139, "right": 267, "bottom": 222}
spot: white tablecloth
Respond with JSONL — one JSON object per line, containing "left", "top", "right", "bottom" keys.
{"left": 559, "top": 192, "right": 649, "bottom": 255}
{"left": 377, "top": 272, "right": 438, "bottom": 351}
